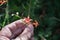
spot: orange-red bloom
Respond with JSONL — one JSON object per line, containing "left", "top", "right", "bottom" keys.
{"left": 0, "top": 0, "right": 6, "bottom": 5}
{"left": 33, "top": 20, "right": 39, "bottom": 27}
{"left": 24, "top": 16, "right": 32, "bottom": 24}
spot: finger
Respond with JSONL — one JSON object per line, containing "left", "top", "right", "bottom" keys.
{"left": 9, "top": 19, "right": 27, "bottom": 39}
{"left": 0, "top": 26, "right": 12, "bottom": 38}
{"left": 10, "top": 24, "right": 26, "bottom": 39}
{"left": 15, "top": 24, "right": 34, "bottom": 40}
{"left": 6, "top": 19, "right": 25, "bottom": 33}
{"left": 30, "top": 37, "right": 34, "bottom": 40}
{"left": 0, "top": 19, "right": 26, "bottom": 38}
{"left": 21, "top": 24, "right": 34, "bottom": 35}
{"left": 0, "top": 36, "right": 10, "bottom": 40}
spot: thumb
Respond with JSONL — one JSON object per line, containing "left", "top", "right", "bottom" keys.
{"left": 15, "top": 24, "right": 34, "bottom": 40}
{"left": 0, "top": 36, "right": 10, "bottom": 40}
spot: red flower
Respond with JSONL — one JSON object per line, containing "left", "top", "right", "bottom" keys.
{"left": 0, "top": 0, "right": 7, "bottom": 5}
{"left": 33, "top": 20, "right": 39, "bottom": 27}
{"left": 24, "top": 16, "right": 32, "bottom": 24}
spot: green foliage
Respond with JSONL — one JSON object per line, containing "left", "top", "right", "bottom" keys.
{"left": 0, "top": 0, "right": 60, "bottom": 40}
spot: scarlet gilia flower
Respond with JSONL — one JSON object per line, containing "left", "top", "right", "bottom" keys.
{"left": 23, "top": 16, "right": 39, "bottom": 27}
{"left": 33, "top": 20, "right": 39, "bottom": 27}
{"left": 24, "top": 16, "right": 32, "bottom": 24}
{"left": 0, "top": 0, "right": 7, "bottom": 5}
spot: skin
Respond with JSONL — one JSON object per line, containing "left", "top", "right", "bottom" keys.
{"left": 0, "top": 18, "right": 34, "bottom": 40}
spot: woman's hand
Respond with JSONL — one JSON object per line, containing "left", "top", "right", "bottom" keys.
{"left": 0, "top": 19, "right": 34, "bottom": 40}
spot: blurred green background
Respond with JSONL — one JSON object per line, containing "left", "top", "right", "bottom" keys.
{"left": 0, "top": 0, "right": 60, "bottom": 40}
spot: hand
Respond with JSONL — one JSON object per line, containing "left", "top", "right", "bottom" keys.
{"left": 0, "top": 19, "right": 34, "bottom": 40}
